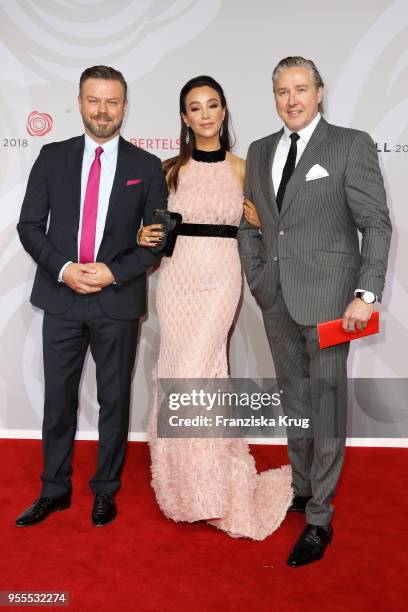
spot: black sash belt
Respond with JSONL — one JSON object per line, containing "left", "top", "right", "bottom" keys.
{"left": 177, "top": 223, "right": 238, "bottom": 238}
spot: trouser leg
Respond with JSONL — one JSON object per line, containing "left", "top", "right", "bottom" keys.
{"left": 41, "top": 303, "right": 89, "bottom": 497}
{"left": 301, "top": 325, "right": 349, "bottom": 526}
{"left": 262, "top": 288, "right": 314, "bottom": 497}
{"left": 87, "top": 298, "right": 139, "bottom": 495}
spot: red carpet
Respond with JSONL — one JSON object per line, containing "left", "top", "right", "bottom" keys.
{"left": 0, "top": 440, "right": 406, "bottom": 611}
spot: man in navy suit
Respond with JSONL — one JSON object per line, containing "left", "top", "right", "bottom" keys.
{"left": 16, "top": 66, "right": 167, "bottom": 527}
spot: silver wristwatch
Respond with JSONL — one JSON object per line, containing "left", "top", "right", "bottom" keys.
{"left": 354, "top": 290, "right": 376, "bottom": 304}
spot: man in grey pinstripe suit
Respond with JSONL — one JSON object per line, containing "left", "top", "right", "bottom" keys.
{"left": 238, "top": 57, "right": 392, "bottom": 567}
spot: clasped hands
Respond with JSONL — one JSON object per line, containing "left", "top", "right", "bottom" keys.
{"left": 62, "top": 262, "right": 114, "bottom": 294}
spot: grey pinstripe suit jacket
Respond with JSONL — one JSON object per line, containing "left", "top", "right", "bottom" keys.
{"left": 238, "top": 118, "right": 392, "bottom": 326}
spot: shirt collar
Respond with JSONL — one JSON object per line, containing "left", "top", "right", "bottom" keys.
{"left": 283, "top": 112, "right": 321, "bottom": 144}
{"left": 84, "top": 133, "right": 119, "bottom": 161}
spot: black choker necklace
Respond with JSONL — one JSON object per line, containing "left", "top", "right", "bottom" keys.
{"left": 192, "top": 148, "right": 226, "bottom": 163}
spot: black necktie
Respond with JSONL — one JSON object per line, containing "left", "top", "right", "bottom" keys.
{"left": 276, "top": 132, "right": 300, "bottom": 212}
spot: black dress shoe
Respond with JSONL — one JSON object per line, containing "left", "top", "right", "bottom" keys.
{"left": 92, "top": 494, "right": 116, "bottom": 527}
{"left": 15, "top": 494, "right": 71, "bottom": 527}
{"left": 287, "top": 524, "right": 333, "bottom": 567}
{"left": 288, "top": 495, "right": 312, "bottom": 512}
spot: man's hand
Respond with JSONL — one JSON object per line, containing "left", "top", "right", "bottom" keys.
{"left": 342, "top": 298, "right": 374, "bottom": 332}
{"left": 62, "top": 263, "right": 114, "bottom": 294}
{"left": 62, "top": 263, "right": 101, "bottom": 294}
{"left": 88, "top": 262, "right": 115, "bottom": 288}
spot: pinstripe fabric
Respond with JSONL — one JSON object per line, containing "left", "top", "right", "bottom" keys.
{"left": 238, "top": 117, "right": 392, "bottom": 326}
{"left": 238, "top": 117, "right": 392, "bottom": 526}
{"left": 261, "top": 286, "right": 349, "bottom": 525}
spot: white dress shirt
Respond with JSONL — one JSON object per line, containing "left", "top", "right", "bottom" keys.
{"left": 59, "top": 133, "right": 119, "bottom": 281}
{"left": 272, "top": 112, "right": 321, "bottom": 195}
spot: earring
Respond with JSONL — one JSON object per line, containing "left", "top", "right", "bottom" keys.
{"left": 185, "top": 126, "right": 190, "bottom": 144}
{"left": 220, "top": 123, "right": 224, "bottom": 138}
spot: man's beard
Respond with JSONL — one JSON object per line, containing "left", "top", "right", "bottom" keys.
{"left": 83, "top": 113, "right": 123, "bottom": 139}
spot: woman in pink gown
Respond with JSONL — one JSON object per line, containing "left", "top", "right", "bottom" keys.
{"left": 139, "top": 76, "right": 292, "bottom": 540}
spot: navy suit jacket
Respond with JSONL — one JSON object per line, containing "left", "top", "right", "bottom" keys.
{"left": 18, "top": 135, "right": 168, "bottom": 319}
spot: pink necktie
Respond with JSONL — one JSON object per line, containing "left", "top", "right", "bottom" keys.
{"left": 79, "top": 146, "right": 104, "bottom": 263}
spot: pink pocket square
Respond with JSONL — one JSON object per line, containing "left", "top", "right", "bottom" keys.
{"left": 126, "top": 179, "right": 142, "bottom": 186}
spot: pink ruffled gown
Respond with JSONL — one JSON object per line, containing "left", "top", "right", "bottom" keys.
{"left": 148, "top": 156, "right": 293, "bottom": 540}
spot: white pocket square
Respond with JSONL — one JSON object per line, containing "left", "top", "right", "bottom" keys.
{"left": 305, "top": 164, "right": 329, "bottom": 181}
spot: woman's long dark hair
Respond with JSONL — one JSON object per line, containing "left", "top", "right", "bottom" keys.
{"left": 163, "top": 75, "right": 235, "bottom": 191}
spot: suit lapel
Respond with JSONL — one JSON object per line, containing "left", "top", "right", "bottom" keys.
{"left": 280, "top": 117, "right": 328, "bottom": 217}
{"left": 260, "top": 131, "right": 282, "bottom": 221}
{"left": 100, "top": 136, "right": 132, "bottom": 243}
{"left": 68, "top": 135, "right": 85, "bottom": 238}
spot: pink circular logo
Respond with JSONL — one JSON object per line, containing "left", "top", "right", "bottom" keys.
{"left": 26, "top": 111, "right": 53, "bottom": 136}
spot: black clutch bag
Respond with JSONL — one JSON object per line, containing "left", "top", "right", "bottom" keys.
{"left": 150, "top": 209, "right": 183, "bottom": 256}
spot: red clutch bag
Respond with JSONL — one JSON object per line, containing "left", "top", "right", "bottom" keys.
{"left": 317, "top": 311, "right": 380, "bottom": 349}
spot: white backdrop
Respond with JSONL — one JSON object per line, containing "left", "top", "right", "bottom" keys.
{"left": 0, "top": 0, "right": 407, "bottom": 443}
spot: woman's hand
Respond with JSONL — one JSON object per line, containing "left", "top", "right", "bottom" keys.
{"left": 243, "top": 199, "right": 261, "bottom": 229}
{"left": 137, "top": 224, "right": 164, "bottom": 247}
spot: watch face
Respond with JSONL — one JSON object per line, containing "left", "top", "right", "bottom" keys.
{"left": 363, "top": 291, "right": 375, "bottom": 304}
